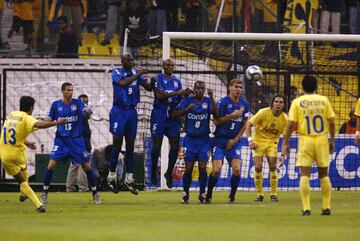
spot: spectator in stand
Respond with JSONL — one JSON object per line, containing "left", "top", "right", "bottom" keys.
{"left": 347, "top": 0, "right": 360, "bottom": 34}
{"left": 121, "top": 0, "right": 148, "bottom": 57}
{"left": 339, "top": 108, "right": 357, "bottom": 134}
{"left": 311, "top": 0, "right": 320, "bottom": 33}
{"left": 56, "top": 15, "right": 79, "bottom": 58}
{"left": 100, "top": 0, "right": 123, "bottom": 46}
{"left": 182, "top": 0, "right": 200, "bottom": 32}
{"left": 250, "top": 0, "right": 263, "bottom": 33}
{"left": 62, "top": 0, "right": 87, "bottom": 45}
{"left": 146, "top": 0, "right": 167, "bottom": 36}
{"left": 0, "top": 0, "right": 10, "bottom": 49}
{"left": 320, "top": 0, "right": 342, "bottom": 34}
{"left": 7, "top": 0, "right": 35, "bottom": 56}
{"left": 166, "top": 0, "right": 179, "bottom": 31}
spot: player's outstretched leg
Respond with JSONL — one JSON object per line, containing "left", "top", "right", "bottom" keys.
{"left": 82, "top": 164, "right": 102, "bottom": 204}
{"left": 107, "top": 146, "right": 121, "bottom": 194}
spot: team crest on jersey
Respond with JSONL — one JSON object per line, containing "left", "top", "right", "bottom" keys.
{"left": 58, "top": 107, "right": 63, "bottom": 111}
{"left": 236, "top": 149, "right": 240, "bottom": 155}
{"left": 71, "top": 105, "right": 77, "bottom": 111}
{"left": 163, "top": 80, "right": 167, "bottom": 85}
{"left": 202, "top": 103, "right": 208, "bottom": 109}
{"left": 131, "top": 81, "right": 137, "bottom": 86}
{"left": 174, "top": 81, "right": 178, "bottom": 88}
{"left": 227, "top": 104, "right": 232, "bottom": 109}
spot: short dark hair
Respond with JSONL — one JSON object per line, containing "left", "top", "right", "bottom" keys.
{"left": 19, "top": 96, "right": 35, "bottom": 112}
{"left": 270, "top": 94, "right": 285, "bottom": 108}
{"left": 302, "top": 75, "right": 317, "bottom": 93}
{"left": 194, "top": 81, "right": 205, "bottom": 87}
{"left": 78, "top": 94, "right": 88, "bottom": 99}
{"left": 61, "top": 82, "right": 73, "bottom": 91}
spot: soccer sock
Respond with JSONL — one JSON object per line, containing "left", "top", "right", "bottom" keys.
{"left": 43, "top": 169, "right": 53, "bottom": 192}
{"left": 85, "top": 169, "right": 97, "bottom": 195}
{"left": 254, "top": 171, "right": 263, "bottom": 196}
{"left": 230, "top": 174, "right": 240, "bottom": 197}
{"left": 125, "top": 148, "right": 134, "bottom": 174}
{"left": 198, "top": 169, "right": 207, "bottom": 195}
{"left": 167, "top": 148, "right": 178, "bottom": 175}
{"left": 182, "top": 171, "right": 192, "bottom": 195}
{"left": 299, "top": 176, "right": 311, "bottom": 211}
{"left": 151, "top": 149, "right": 160, "bottom": 172}
{"left": 207, "top": 174, "right": 218, "bottom": 198}
{"left": 270, "top": 170, "right": 278, "bottom": 196}
{"left": 320, "top": 176, "right": 332, "bottom": 210}
{"left": 20, "top": 182, "right": 42, "bottom": 208}
{"left": 21, "top": 169, "right": 29, "bottom": 196}
{"left": 109, "top": 148, "right": 120, "bottom": 172}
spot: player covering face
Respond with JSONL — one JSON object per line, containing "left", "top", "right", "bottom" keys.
{"left": 172, "top": 81, "right": 218, "bottom": 204}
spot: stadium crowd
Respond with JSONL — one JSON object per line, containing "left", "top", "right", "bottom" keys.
{"left": 0, "top": 0, "right": 358, "bottom": 56}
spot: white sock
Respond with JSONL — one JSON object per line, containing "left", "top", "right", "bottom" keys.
{"left": 107, "top": 171, "right": 116, "bottom": 181}
{"left": 125, "top": 173, "right": 134, "bottom": 184}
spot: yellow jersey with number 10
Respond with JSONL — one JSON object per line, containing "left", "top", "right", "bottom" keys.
{"left": 288, "top": 94, "right": 335, "bottom": 136}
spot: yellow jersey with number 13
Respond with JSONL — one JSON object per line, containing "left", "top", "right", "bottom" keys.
{"left": 288, "top": 94, "right": 335, "bottom": 136}
{"left": 0, "top": 111, "right": 38, "bottom": 151}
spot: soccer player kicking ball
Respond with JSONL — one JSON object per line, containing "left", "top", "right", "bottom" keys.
{"left": 41, "top": 82, "right": 101, "bottom": 205}
{"left": 0, "top": 96, "right": 66, "bottom": 212}
{"left": 171, "top": 81, "right": 218, "bottom": 204}
{"left": 281, "top": 75, "right": 335, "bottom": 216}
{"left": 206, "top": 79, "right": 250, "bottom": 204}
{"left": 245, "top": 94, "right": 288, "bottom": 202}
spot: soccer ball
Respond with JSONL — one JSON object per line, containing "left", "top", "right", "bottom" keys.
{"left": 245, "top": 65, "right": 263, "bottom": 81}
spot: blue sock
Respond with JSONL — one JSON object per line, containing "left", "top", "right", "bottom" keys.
{"left": 167, "top": 148, "right": 178, "bottom": 175}
{"left": 207, "top": 174, "right": 218, "bottom": 198}
{"left": 230, "top": 175, "right": 240, "bottom": 197}
{"left": 109, "top": 148, "right": 120, "bottom": 172}
{"left": 85, "top": 169, "right": 97, "bottom": 195}
{"left": 182, "top": 171, "right": 192, "bottom": 195}
{"left": 151, "top": 148, "right": 160, "bottom": 170}
{"left": 125, "top": 148, "right": 134, "bottom": 174}
{"left": 43, "top": 169, "right": 53, "bottom": 192}
{"left": 198, "top": 169, "right": 207, "bottom": 195}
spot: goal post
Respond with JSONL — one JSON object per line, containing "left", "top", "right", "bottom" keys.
{"left": 159, "top": 32, "right": 360, "bottom": 191}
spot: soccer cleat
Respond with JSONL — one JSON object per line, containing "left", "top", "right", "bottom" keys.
{"left": 181, "top": 192, "right": 189, "bottom": 204}
{"left": 124, "top": 181, "right": 139, "bottom": 195}
{"left": 37, "top": 205, "right": 46, "bottom": 213}
{"left": 93, "top": 193, "right": 102, "bottom": 204}
{"left": 19, "top": 195, "right": 28, "bottom": 202}
{"left": 198, "top": 193, "right": 206, "bottom": 204}
{"left": 302, "top": 210, "right": 311, "bottom": 216}
{"left": 205, "top": 193, "right": 212, "bottom": 204}
{"left": 107, "top": 180, "right": 119, "bottom": 194}
{"left": 321, "top": 208, "right": 331, "bottom": 215}
{"left": 228, "top": 195, "right": 235, "bottom": 204}
{"left": 41, "top": 191, "right": 48, "bottom": 204}
{"left": 254, "top": 195, "right": 264, "bottom": 202}
{"left": 270, "top": 195, "right": 279, "bottom": 202}
{"left": 164, "top": 173, "right": 173, "bottom": 189}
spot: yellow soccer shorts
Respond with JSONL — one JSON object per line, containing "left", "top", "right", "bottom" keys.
{"left": 252, "top": 141, "right": 278, "bottom": 157}
{"left": 0, "top": 150, "right": 27, "bottom": 176}
{"left": 297, "top": 135, "right": 329, "bottom": 168}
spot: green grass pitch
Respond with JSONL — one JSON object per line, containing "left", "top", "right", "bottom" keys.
{"left": 0, "top": 191, "right": 359, "bottom": 241}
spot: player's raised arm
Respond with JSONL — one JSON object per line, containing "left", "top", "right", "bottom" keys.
{"left": 114, "top": 54, "right": 147, "bottom": 87}
{"left": 208, "top": 88, "right": 219, "bottom": 118}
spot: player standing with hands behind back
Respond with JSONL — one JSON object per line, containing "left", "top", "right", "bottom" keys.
{"left": 281, "top": 75, "right": 335, "bottom": 216}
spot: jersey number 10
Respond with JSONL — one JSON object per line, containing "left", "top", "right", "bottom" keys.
{"left": 305, "top": 115, "right": 324, "bottom": 134}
